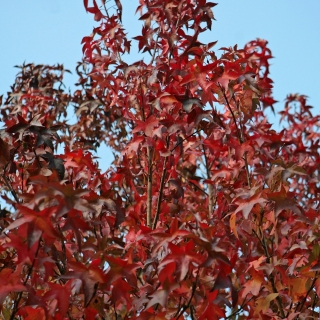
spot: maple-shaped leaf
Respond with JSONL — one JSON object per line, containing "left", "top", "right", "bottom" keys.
{"left": 5, "top": 205, "right": 60, "bottom": 248}
{"left": 146, "top": 279, "right": 178, "bottom": 309}
{"left": 132, "top": 115, "right": 159, "bottom": 137}
{"left": 42, "top": 281, "right": 73, "bottom": 317}
{"left": 198, "top": 292, "right": 225, "bottom": 320}
{"left": 158, "top": 241, "right": 203, "bottom": 281}
{"left": 61, "top": 209, "right": 91, "bottom": 250}
{"left": 254, "top": 293, "right": 279, "bottom": 315}
{"left": 241, "top": 270, "right": 264, "bottom": 297}
{"left": 151, "top": 218, "right": 191, "bottom": 252}
{"left": 3, "top": 233, "right": 38, "bottom": 265}
{"left": 109, "top": 278, "right": 134, "bottom": 309}
{"left": 267, "top": 186, "right": 301, "bottom": 216}
{"left": 83, "top": 0, "right": 103, "bottom": 21}
{"left": 40, "top": 152, "right": 65, "bottom": 180}
{"left": 104, "top": 256, "right": 141, "bottom": 287}
{"left": 28, "top": 178, "right": 91, "bottom": 213}
{"left": 61, "top": 260, "right": 105, "bottom": 306}
{"left": 182, "top": 98, "right": 203, "bottom": 113}
{"left": 212, "top": 272, "right": 238, "bottom": 308}
{"left": 6, "top": 114, "right": 29, "bottom": 140}
{"left": 234, "top": 192, "right": 267, "bottom": 219}
{"left": 0, "top": 268, "right": 27, "bottom": 307}
{"left": 103, "top": 198, "right": 125, "bottom": 227}
{"left": 123, "top": 136, "right": 144, "bottom": 156}
{"left": 17, "top": 306, "right": 46, "bottom": 320}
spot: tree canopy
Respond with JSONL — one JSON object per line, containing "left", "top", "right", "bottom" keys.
{"left": 0, "top": 1, "right": 319, "bottom": 319}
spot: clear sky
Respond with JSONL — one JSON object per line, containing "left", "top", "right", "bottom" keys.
{"left": 1, "top": 1, "right": 319, "bottom": 170}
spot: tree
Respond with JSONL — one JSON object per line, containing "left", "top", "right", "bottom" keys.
{"left": 0, "top": 0, "right": 319, "bottom": 319}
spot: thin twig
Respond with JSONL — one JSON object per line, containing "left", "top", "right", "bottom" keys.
{"left": 226, "top": 296, "right": 253, "bottom": 319}
{"left": 175, "top": 270, "right": 199, "bottom": 319}
{"left": 33, "top": 148, "right": 42, "bottom": 168}
{"left": 218, "top": 83, "right": 242, "bottom": 142}
{"left": 199, "top": 132, "right": 213, "bottom": 215}
{"left": 170, "top": 129, "right": 202, "bottom": 153}
{"left": 251, "top": 227, "right": 285, "bottom": 318}
{"left": 146, "top": 147, "right": 153, "bottom": 228}
{"left": 311, "top": 293, "right": 318, "bottom": 317}
{"left": 233, "top": 98, "right": 252, "bottom": 189}
{"left": 243, "top": 153, "right": 252, "bottom": 189}
{"left": 10, "top": 237, "right": 42, "bottom": 320}
{"left": 1, "top": 174, "right": 20, "bottom": 204}
{"left": 152, "top": 155, "right": 168, "bottom": 229}
{"left": 218, "top": 84, "right": 252, "bottom": 188}
{"left": 138, "top": 75, "right": 153, "bottom": 228}
{"left": 261, "top": 235, "right": 285, "bottom": 318}
{"left": 295, "top": 272, "right": 318, "bottom": 312}
{"left": 150, "top": 29, "right": 160, "bottom": 65}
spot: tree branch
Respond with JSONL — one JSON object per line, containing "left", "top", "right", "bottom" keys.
{"left": 219, "top": 84, "right": 251, "bottom": 188}
{"left": 261, "top": 233, "right": 285, "bottom": 318}
{"left": 146, "top": 146, "right": 153, "bottom": 228}
{"left": 295, "top": 272, "right": 318, "bottom": 313}
{"left": 175, "top": 270, "right": 199, "bottom": 319}
{"left": 1, "top": 174, "right": 20, "bottom": 204}
{"left": 199, "top": 133, "right": 213, "bottom": 215}
{"left": 10, "top": 237, "right": 42, "bottom": 320}
{"left": 152, "top": 155, "right": 168, "bottom": 229}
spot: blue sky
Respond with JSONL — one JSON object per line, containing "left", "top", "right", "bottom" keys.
{"left": 1, "top": 1, "right": 319, "bottom": 170}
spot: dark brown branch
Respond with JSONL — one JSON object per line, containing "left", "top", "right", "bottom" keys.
{"left": 152, "top": 156, "right": 168, "bottom": 230}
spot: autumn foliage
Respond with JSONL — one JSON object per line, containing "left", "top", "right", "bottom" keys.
{"left": 0, "top": 0, "right": 319, "bottom": 319}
